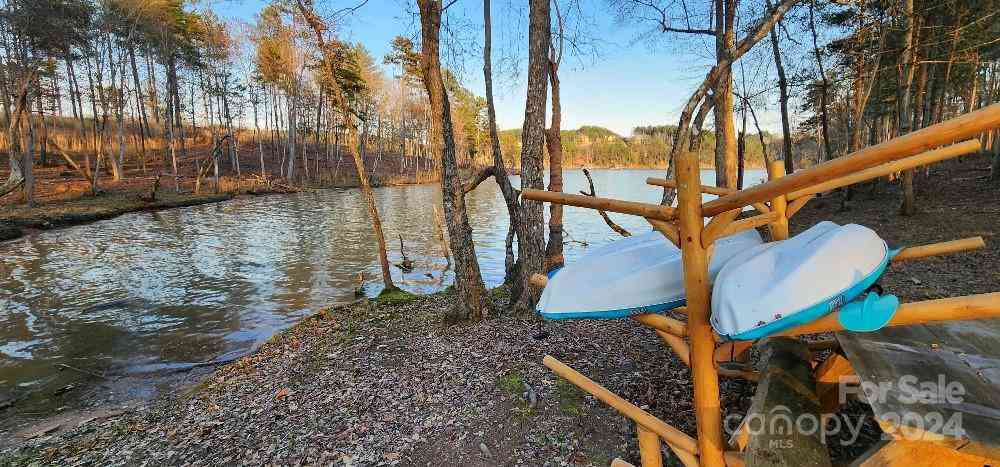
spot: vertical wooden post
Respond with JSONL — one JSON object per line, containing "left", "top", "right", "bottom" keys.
{"left": 766, "top": 160, "right": 789, "bottom": 241}
{"left": 637, "top": 425, "right": 664, "bottom": 467}
{"left": 676, "top": 153, "right": 726, "bottom": 467}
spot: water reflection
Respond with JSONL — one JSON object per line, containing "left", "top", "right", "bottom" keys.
{"left": 0, "top": 169, "right": 764, "bottom": 404}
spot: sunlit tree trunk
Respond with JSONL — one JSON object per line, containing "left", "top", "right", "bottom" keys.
{"left": 511, "top": 0, "right": 550, "bottom": 314}
{"left": 417, "top": 0, "right": 493, "bottom": 319}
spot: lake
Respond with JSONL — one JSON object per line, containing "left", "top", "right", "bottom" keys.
{"left": 0, "top": 169, "right": 765, "bottom": 413}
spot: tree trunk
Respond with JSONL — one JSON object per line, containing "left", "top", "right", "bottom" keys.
{"left": 544, "top": 40, "right": 564, "bottom": 271}
{"left": 898, "top": 0, "right": 916, "bottom": 216}
{"left": 512, "top": 0, "right": 551, "bottom": 314}
{"left": 713, "top": 0, "right": 738, "bottom": 188}
{"left": 809, "top": 0, "right": 833, "bottom": 162}
{"left": 767, "top": 4, "right": 793, "bottom": 173}
{"left": 416, "top": 0, "right": 493, "bottom": 319}
{"left": 296, "top": 0, "right": 397, "bottom": 292}
{"left": 483, "top": 0, "right": 522, "bottom": 285}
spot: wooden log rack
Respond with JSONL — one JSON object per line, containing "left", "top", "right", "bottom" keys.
{"left": 520, "top": 103, "right": 1000, "bottom": 467}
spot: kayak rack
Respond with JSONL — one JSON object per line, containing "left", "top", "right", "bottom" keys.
{"left": 520, "top": 102, "right": 1000, "bottom": 467}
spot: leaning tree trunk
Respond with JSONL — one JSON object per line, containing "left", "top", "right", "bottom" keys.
{"left": 417, "top": 0, "right": 493, "bottom": 319}
{"left": 296, "top": 0, "right": 397, "bottom": 293}
{"left": 511, "top": 0, "right": 551, "bottom": 315}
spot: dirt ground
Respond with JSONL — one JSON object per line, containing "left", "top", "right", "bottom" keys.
{"left": 0, "top": 156, "right": 996, "bottom": 466}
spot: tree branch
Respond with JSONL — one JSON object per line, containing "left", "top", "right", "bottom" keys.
{"left": 579, "top": 168, "right": 632, "bottom": 237}
{"left": 462, "top": 166, "right": 496, "bottom": 194}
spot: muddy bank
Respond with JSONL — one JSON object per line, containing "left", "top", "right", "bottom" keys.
{"left": 0, "top": 192, "right": 238, "bottom": 242}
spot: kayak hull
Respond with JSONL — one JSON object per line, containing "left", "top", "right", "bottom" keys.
{"left": 711, "top": 222, "right": 891, "bottom": 340}
{"left": 537, "top": 229, "right": 763, "bottom": 320}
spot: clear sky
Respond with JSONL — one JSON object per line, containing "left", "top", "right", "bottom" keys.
{"left": 211, "top": 0, "right": 787, "bottom": 137}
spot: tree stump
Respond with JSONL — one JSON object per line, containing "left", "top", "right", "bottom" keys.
{"left": 743, "top": 337, "right": 832, "bottom": 466}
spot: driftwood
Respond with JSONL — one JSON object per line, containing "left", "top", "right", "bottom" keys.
{"left": 579, "top": 168, "right": 632, "bottom": 237}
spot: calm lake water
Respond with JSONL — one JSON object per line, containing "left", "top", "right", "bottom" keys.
{"left": 0, "top": 169, "right": 765, "bottom": 411}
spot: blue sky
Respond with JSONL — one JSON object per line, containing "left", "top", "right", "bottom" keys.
{"left": 211, "top": 0, "right": 786, "bottom": 136}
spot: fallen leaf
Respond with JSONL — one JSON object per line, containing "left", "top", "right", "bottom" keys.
{"left": 275, "top": 388, "right": 290, "bottom": 400}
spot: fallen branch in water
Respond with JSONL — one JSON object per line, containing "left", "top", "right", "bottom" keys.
{"left": 579, "top": 168, "right": 632, "bottom": 237}
{"left": 395, "top": 234, "right": 414, "bottom": 272}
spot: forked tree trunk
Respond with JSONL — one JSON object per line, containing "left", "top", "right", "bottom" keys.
{"left": 417, "top": 0, "right": 493, "bottom": 319}
{"left": 483, "top": 0, "right": 522, "bottom": 285}
{"left": 511, "top": 0, "right": 551, "bottom": 314}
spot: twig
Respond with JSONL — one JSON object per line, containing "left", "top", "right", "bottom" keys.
{"left": 579, "top": 168, "right": 632, "bottom": 237}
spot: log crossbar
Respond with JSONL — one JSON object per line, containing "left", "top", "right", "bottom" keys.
{"left": 786, "top": 139, "right": 982, "bottom": 201}
{"left": 647, "top": 177, "right": 735, "bottom": 196}
{"left": 892, "top": 237, "right": 986, "bottom": 263}
{"left": 542, "top": 355, "right": 700, "bottom": 455}
{"left": 701, "top": 103, "right": 1000, "bottom": 216}
{"left": 776, "top": 293, "right": 1000, "bottom": 337}
{"left": 519, "top": 189, "right": 676, "bottom": 221}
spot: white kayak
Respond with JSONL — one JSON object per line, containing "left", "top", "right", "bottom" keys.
{"left": 711, "top": 221, "right": 899, "bottom": 341}
{"left": 537, "top": 228, "right": 763, "bottom": 320}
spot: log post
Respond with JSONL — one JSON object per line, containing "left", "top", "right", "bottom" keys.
{"left": 743, "top": 337, "right": 832, "bottom": 466}
{"left": 766, "top": 160, "right": 789, "bottom": 241}
{"left": 675, "top": 150, "right": 726, "bottom": 467}
{"left": 637, "top": 425, "right": 664, "bottom": 467}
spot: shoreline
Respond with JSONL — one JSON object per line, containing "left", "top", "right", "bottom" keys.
{"left": 0, "top": 165, "right": 755, "bottom": 243}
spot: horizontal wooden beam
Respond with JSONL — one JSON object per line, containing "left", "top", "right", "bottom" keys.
{"left": 787, "top": 139, "right": 982, "bottom": 200}
{"left": 702, "top": 104, "right": 1000, "bottom": 216}
{"left": 702, "top": 211, "right": 780, "bottom": 245}
{"left": 520, "top": 189, "right": 676, "bottom": 221}
{"left": 633, "top": 313, "right": 688, "bottom": 337}
{"left": 647, "top": 177, "right": 735, "bottom": 196}
{"left": 777, "top": 292, "right": 1000, "bottom": 337}
{"left": 892, "top": 237, "right": 986, "bottom": 263}
{"left": 647, "top": 177, "right": 770, "bottom": 214}
{"left": 542, "top": 355, "right": 700, "bottom": 455}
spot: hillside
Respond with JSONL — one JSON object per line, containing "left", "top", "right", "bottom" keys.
{"left": 496, "top": 125, "right": 774, "bottom": 169}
